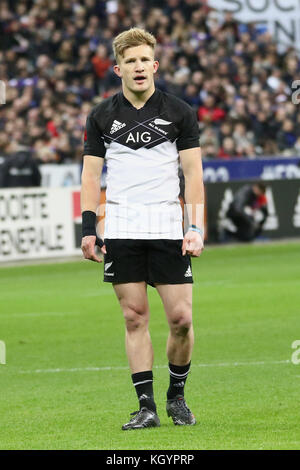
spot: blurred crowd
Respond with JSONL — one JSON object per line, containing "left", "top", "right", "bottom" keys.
{"left": 0, "top": 0, "right": 300, "bottom": 168}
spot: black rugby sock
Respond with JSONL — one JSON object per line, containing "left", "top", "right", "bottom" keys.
{"left": 131, "top": 370, "right": 156, "bottom": 412}
{"left": 167, "top": 362, "right": 191, "bottom": 400}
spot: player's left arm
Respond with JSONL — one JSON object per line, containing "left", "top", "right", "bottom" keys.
{"left": 179, "top": 147, "right": 205, "bottom": 257}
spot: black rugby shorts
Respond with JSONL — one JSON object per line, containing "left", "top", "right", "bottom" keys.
{"left": 103, "top": 239, "right": 193, "bottom": 286}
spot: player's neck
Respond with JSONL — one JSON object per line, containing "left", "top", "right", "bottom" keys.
{"left": 122, "top": 84, "right": 155, "bottom": 110}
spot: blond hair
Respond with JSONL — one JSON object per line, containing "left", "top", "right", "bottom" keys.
{"left": 112, "top": 28, "right": 156, "bottom": 63}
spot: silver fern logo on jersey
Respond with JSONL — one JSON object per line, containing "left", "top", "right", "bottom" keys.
{"left": 149, "top": 118, "right": 172, "bottom": 135}
{"left": 153, "top": 119, "right": 172, "bottom": 126}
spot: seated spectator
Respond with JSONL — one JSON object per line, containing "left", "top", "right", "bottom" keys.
{"left": 217, "top": 120, "right": 233, "bottom": 147}
{"left": 295, "top": 137, "right": 300, "bottom": 156}
{"left": 277, "top": 119, "right": 297, "bottom": 155}
{"left": 91, "top": 44, "right": 112, "bottom": 80}
{"left": 198, "top": 94, "right": 226, "bottom": 124}
{"left": 0, "top": 140, "right": 41, "bottom": 188}
{"left": 202, "top": 143, "right": 218, "bottom": 159}
{"left": 218, "top": 137, "right": 238, "bottom": 159}
{"left": 182, "top": 83, "right": 201, "bottom": 108}
{"left": 252, "top": 111, "right": 273, "bottom": 152}
{"left": 228, "top": 98, "right": 251, "bottom": 128}
{"left": 199, "top": 126, "right": 219, "bottom": 152}
{"left": 233, "top": 122, "right": 255, "bottom": 157}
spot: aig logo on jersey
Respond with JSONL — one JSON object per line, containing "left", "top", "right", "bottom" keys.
{"left": 126, "top": 131, "right": 151, "bottom": 144}
{"left": 125, "top": 119, "right": 172, "bottom": 143}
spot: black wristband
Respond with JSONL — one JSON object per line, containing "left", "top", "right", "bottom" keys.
{"left": 82, "top": 210, "right": 96, "bottom": 237}
{"left": 82, "top": 211, "right": 104, "bottom": 248}
{"left": 95, "top": 236, "right": 104, "bottom": 248}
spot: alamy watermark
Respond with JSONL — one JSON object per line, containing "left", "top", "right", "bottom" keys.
{"left": 292, "top": 80, "right": 300, "bottom": 105}
{"left": 0, "top": 80, "right": 6, "bottom": 104}
{"left": 95, "top": 200, "right": 204, "bottom": 239}
{"left": 291, "top": 340, "right": 300, "bottom": 365}
{"left": 0, "top": 340, "right": 6, "bottom": 364}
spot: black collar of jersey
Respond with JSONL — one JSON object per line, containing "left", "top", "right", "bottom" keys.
{"left": 119, "top": 88, "right": 160, "bottom": 110}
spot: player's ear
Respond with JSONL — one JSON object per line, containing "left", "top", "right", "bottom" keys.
{"left": 153, "top": 60, "right": 159, "bottom": 74}
{"left": 113, "top": 64, "right": 122, "bottom": 78}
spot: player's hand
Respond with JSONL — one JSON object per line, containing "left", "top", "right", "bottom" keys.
{"left": 182, "top": 230, "right": 204, "bottom": 257}
{"left": 81, "top": 235, "right": 106, "bottom": 263}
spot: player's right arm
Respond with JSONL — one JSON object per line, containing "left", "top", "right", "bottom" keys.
{"left": 81, "top": 155, "right": 105, "bottom": 263}
{"left": 81, "top": 108, "right": 107, "bottom": 263}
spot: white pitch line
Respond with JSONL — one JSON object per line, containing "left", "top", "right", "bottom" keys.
{"left": 15, "top": 359, "right": 291, "bottom": 375}
{"left": 0, "top": 311, "right": 83, "bottom": 319}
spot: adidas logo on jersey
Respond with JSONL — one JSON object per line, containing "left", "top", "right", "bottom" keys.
{"left": 110, "top": 120, "right": 126, "bottom": 134}
{"left": 184, "top": 266, "right": 192, "bottom": 278}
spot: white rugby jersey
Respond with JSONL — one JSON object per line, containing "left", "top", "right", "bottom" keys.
{"left": 83, "top": 88, "right": 200, "bottom": 239}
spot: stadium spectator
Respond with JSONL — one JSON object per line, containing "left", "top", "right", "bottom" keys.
{"left": 199, "top": 126, "right": 219, "bottom": 158}
{"left": 0, "top": 0, "right": 299, "bottom": 168}
{"left": 218, "top": 137, "right": 237, "bottom": 159}
{"left": 197, "top": 94, "right": 226, "bottom": 124}
{"left": 218, "top": 120, "right": 233, "bottom": 145}
{"left": 232, "top": 122, "right": 255, "bottom": 157}
{"left": 295, "top": 137, "right": 300, "bottom": 156}
{"left": 0, "top": 140, "right": 41, "bottom": 188}
{"left": 276, "top": 119, "right": 297, "bottom": 156}
{"left": 91, "top": 44, "right": 112, "bottom": 81}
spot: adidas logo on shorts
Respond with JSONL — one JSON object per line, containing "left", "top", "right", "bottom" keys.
{"left": 110, "top": 119, "right": 126, "bottom": 134}
{"left": 184, "top": 266, "right": 192, "bottom": 278}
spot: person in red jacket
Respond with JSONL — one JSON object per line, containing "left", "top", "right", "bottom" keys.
{"left": 91, "top": 44, "right": 112, "bottom": 79}
{"left": 198, "top": 94, "right": 226, "bottom": 123}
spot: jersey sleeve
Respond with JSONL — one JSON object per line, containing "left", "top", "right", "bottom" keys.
{"left": 83, "top": 113, "right": 106, "bottom": 158}
{"left": 176, "top": 106, "right": 200, "bottom": 151}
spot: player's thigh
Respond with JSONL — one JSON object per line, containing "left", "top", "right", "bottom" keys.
{"left": 113, "top": 281, "right": 150, "bottom": 323}
{"left": 155, "top": 283, "right": 193, "bottom": 326}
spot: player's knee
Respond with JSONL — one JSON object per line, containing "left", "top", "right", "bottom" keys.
{"left": 123, "top": 304, "right": 149, "bottom": 332}
{"left": 168, "top": 304, "right": 192, "bottom": 336}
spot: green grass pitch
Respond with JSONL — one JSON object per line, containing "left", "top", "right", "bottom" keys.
{"left": 1, "top": 242, "right": 300, "bottom": 450}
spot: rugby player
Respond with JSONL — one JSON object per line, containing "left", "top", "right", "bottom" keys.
{"left": 81, "top": 28, "right": 204, "bottom": 430}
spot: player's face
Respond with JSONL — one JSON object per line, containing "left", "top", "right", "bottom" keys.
{"left": 114, "top": 45, "right": 159, "bottom": 94}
